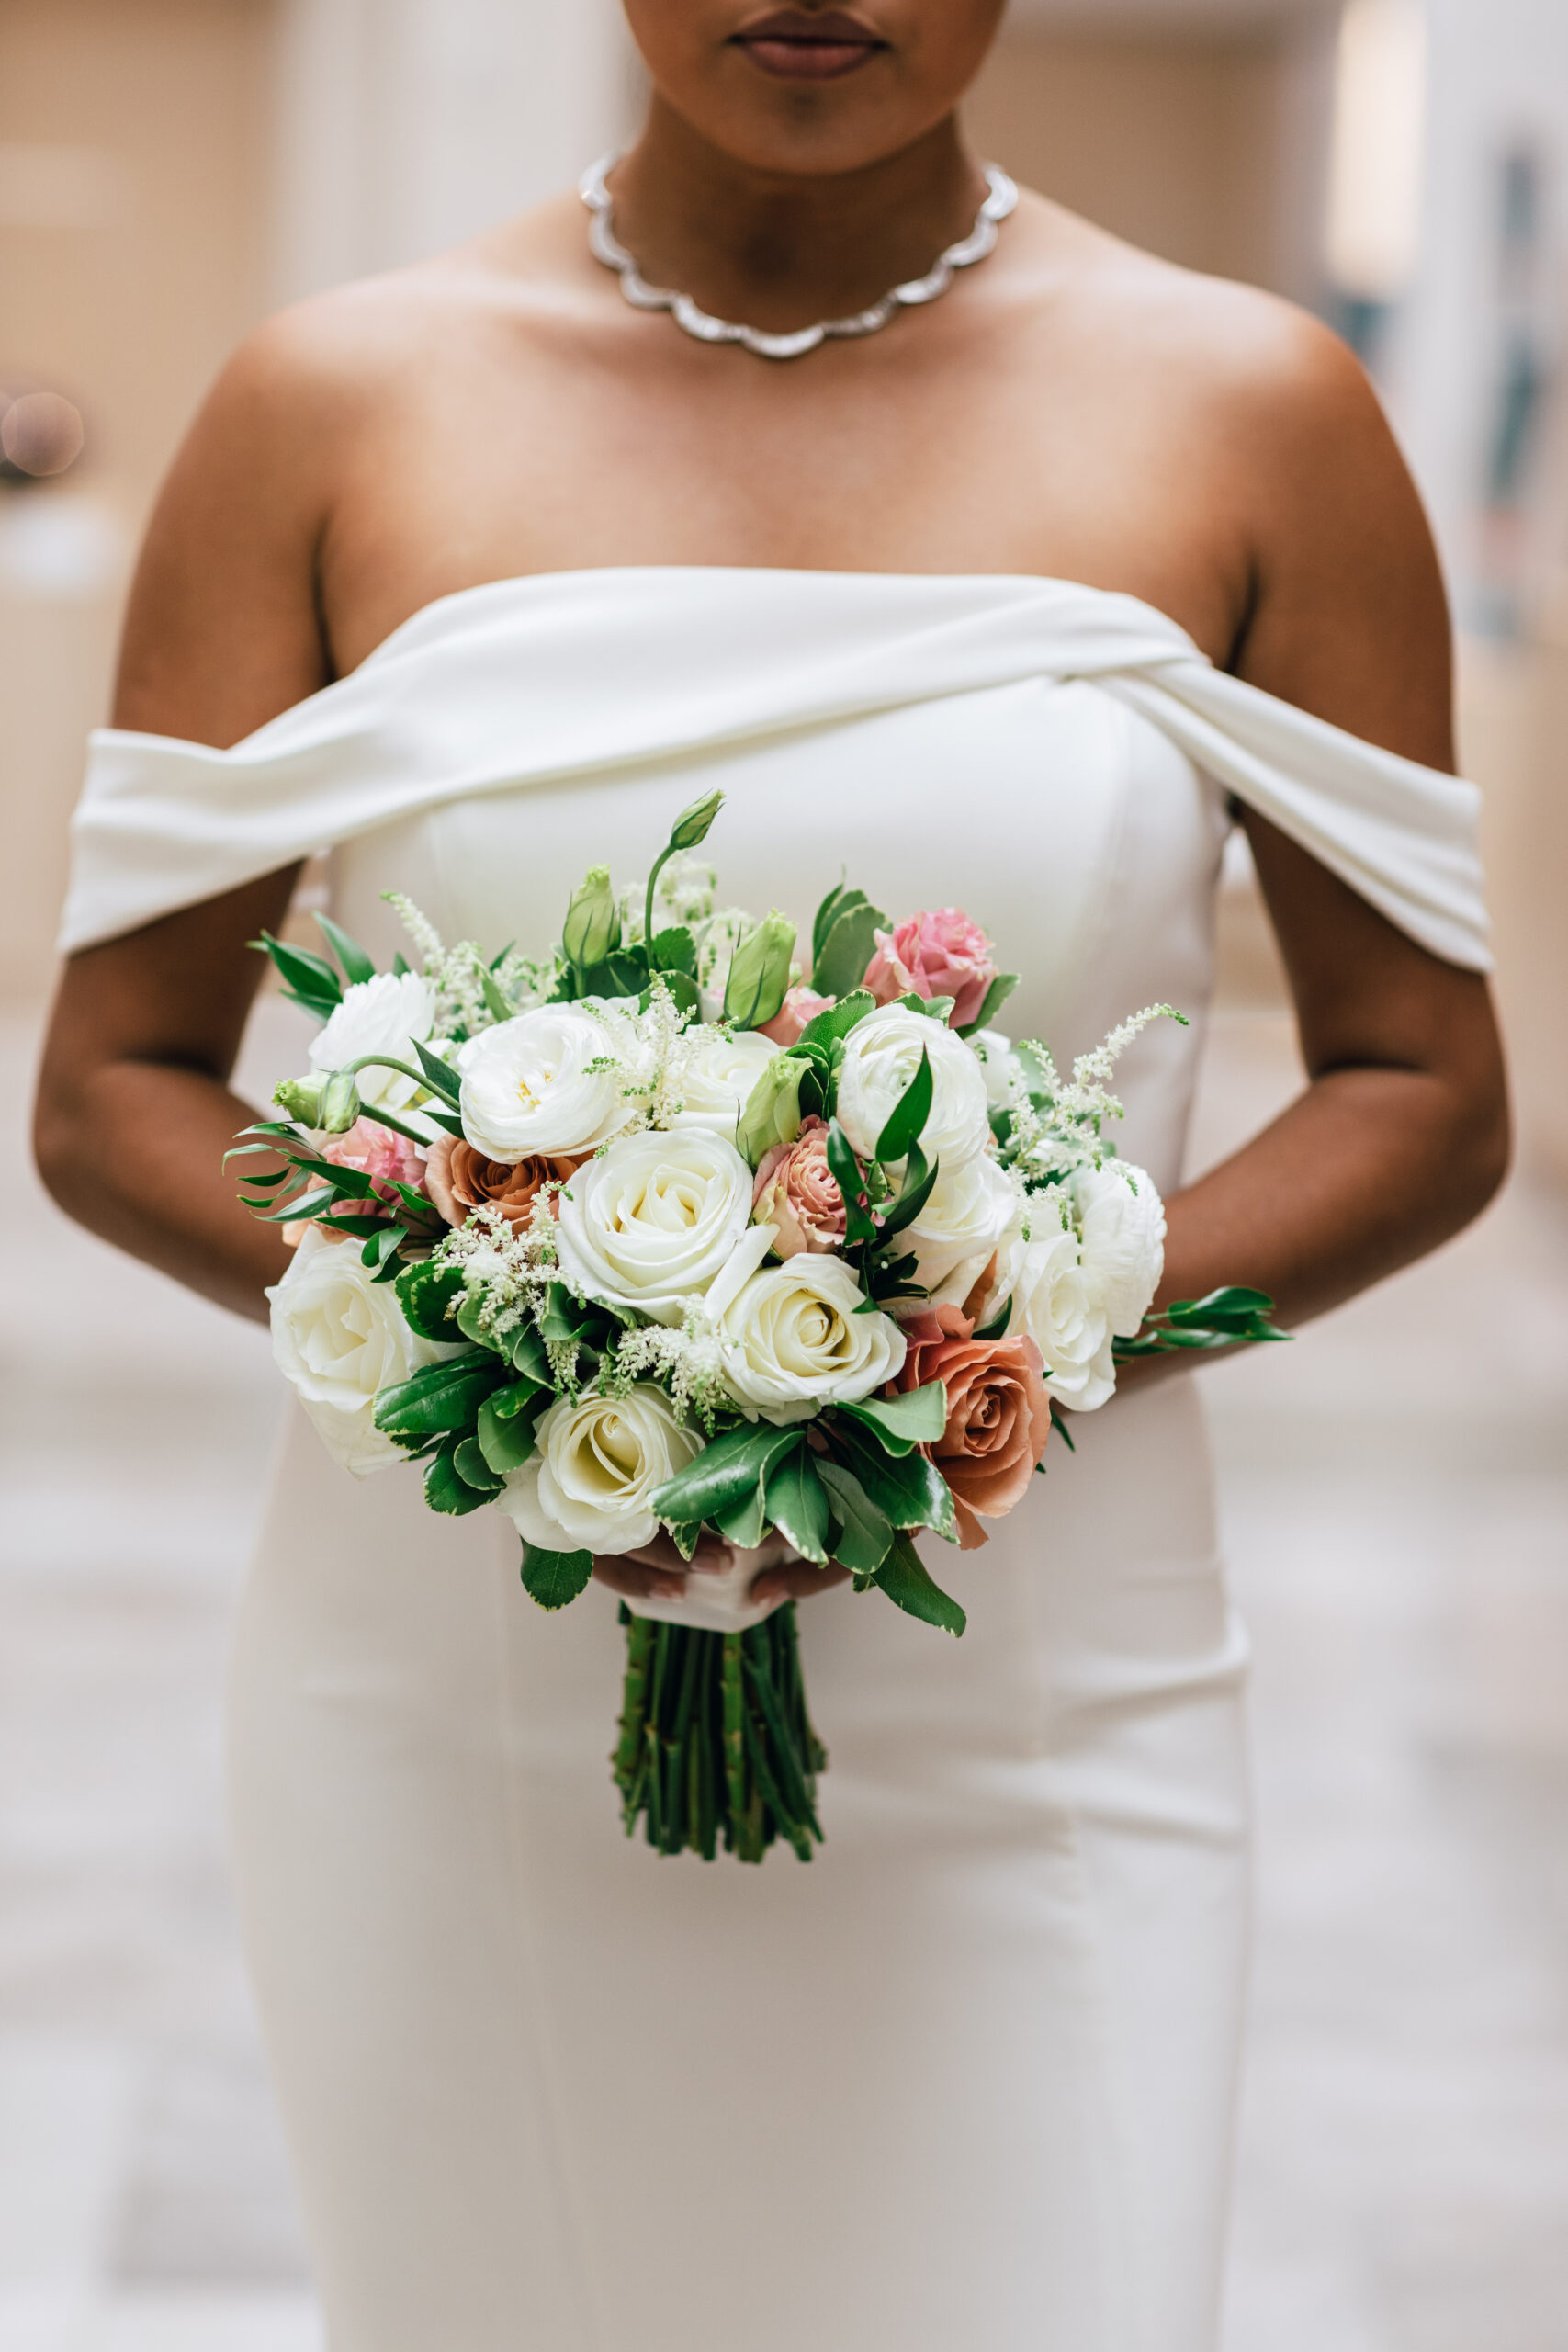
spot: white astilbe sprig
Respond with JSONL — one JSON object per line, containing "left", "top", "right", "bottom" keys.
{"left": 1000, "top": 1004, "right": 1184, "bottom": 1192}
{"left": 382, "top": 892, "right": 521, "bottom": 1040}
{"left": 605, "top": 1312, "right": 731, "bottom": 1432}
{"left": 579, "top": 978, "right": 698, "bottom": 1136}
{"left": 426, "top": 1196, "right": 558, "bottom": 1350}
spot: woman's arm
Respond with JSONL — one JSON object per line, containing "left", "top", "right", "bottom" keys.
{"left": 34, "top": 316, "right": 351, "bottom": 1322}
{"left": 1147, "top": 312, "right": 1509, "bottom": 1334}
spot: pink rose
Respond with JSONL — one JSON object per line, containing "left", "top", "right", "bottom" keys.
{"left": 863, "top": 909, "right": 998, "bottom": 1031}
{"left": 751, "top": 1115, "right": 846, "bottom": 1257}
{"left": 321, "top": 1118, "right": 428, "bottom": 1210}
{"left": 760, "top": 986, "right": 834, "bottom": 1047}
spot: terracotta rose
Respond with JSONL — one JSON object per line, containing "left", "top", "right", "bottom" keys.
{"left": 890, "top": 1303, "right": 1052, "bottom": 1551}
{"left": 424, "top": 1136, "right": 582, "bottom": 1233}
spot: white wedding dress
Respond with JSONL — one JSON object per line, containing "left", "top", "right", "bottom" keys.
{"left": 62, "top": 571, "right": 1489, "bottom": 2352}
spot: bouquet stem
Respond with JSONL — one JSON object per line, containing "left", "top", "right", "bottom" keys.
{"left": 613, "top": 1604, "right": 827, "bottom": 1862}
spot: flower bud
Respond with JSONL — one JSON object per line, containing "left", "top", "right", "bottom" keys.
{"left": 669, "top": 789, "right": 724, "bottom": 852}
{"left": 273, "top": 1074, "right": 327, "bottom": 1126}
{"left": 736, "top": 1052, "right": 805, "bottom": 1168}
{"left": 562, "top": 865, "right": 621, "bottom": 970}
{"left": 320, "top": 1069, "right": 363, "bottom": 1134}
{"left": 723, "top": 910, "right": 796, "bottom": 1031}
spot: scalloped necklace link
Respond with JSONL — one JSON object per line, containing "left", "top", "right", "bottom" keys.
{"left": 579, "top": 153, "right": 1019, "bottom": 362}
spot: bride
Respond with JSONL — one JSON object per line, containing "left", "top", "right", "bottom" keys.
{"left": 35, "top": 4, "right": 1506, "bottom": 2347}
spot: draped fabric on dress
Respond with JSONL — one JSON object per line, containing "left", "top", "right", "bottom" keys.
{"left": 57, "top": 571, "right": 1490, "bottom": 2352}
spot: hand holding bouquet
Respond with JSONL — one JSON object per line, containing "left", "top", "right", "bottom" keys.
{"left": 237, "top": 794, "right": 1281, "bottom": 1862}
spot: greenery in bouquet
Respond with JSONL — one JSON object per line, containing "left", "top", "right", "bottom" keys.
{"left": 234, "top": 791, "right": 1283, "bottom": 1862}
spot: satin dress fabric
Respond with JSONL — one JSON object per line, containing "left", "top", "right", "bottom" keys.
{"left": 59, "top": 572, "right": 1491, "bottom": 2352}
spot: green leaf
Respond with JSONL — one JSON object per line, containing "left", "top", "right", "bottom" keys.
{"left": 581, "top": 950, "right": 649, "bottom": 1001}
{"left": 834, "top": 1421, "right": 958, "bottom": 1542}
{"left": 826, "top": 1121, "right": 876, "bottom": 1245}
{"left": 412, "top": 1040, "right": 462, "bottom": 1106}
{"left": 313, "top": 913, "right": 377, "bottom": 984}
{"left": 891, "top": 992, "right": 956, "bottom": 1024}
{"left": 453, "top": 1434, "right": 505, "bottom": 1495}
{"left": 956, "top": 970, "right": 1019, "bottom": 1039}
{"left": 359, "top": 1223, "right": 406, "bottom": 1269}
{"left": 392, "top": 951, "right": 411, "bottom": 977}
{"left": 874, "top": 1530, "right": 966, "bottom": 1637}
{"left": 763, "top": 1449, "right": 831, "bottom": 1565}
{"left": 838, "top": 1379, "right": 947, "bottom": 1454}
{"left": 424, "top": 1439, "right": 495, "bottom": 1516}
{"left": 252, "top": 931, "right": 342, "bottom": 1015}
{"left": 874, "top": 1043, "right": 932, "bottom": 1165}
{"left": 648, "top": 925, "right": 697, "bottom": 978}
{"left": 973, "top": 1292, "right": 1012, "bottom": 1340}
{"left": 1049, "top": 1400, "right": 1075, "bottom": 1453}
{"left": 811, "top": 881, "right": 861, "bottom": 967}
{"left": 810, "top": 899, "right": 887, "bottom": 1001}
{"left": 816, "top": 1459, "right": 894, "bottom": 1577}
{"left": 374, "top": 1351, "right": 498, "bottom": 1439}
{"left": 511, "top": 1320, "right": 553, "bottom": 1384}
{"left": 794, "top": 989, "right": 875, "bottom": 1060}
{"left": 395, "top": 1257, "right": 464, "bottom": 1341}
{"left": 649, "top": 1420, "right": 799, "bottom": 1527}
{"left": 642, "top": 968, "right": 701, "bottom": 1020}
{"left": 539, "top": 1283, "right": 591, "bottom": 1343}
{"left": 520, "top": 1541, "right": 594, "bottom": 1611}
{"left": 871, "top": 1137, "right": 938, "bottom": 1243}
{"left": 478, "top": 965, "right": 513, "bottom": 1023}
{"left": 476, "top": 1383, "right": 547, "bottom": 1474}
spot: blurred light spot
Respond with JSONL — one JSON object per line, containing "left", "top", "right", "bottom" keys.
{"left": 1324, "top": 0, "right": 1427, "bottom": 304}
{"left": 0, "top": 392, "right": 86, "bottom": 481}
{"left": 0, "top": 142, "right": 119, "bottom": 230}
{"left": 0, "top": 492, "right": 126, "bottom": 600}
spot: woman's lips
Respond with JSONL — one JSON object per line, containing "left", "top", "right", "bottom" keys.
{"left": 731, "top": 11, "right": 886, "bottom": 80}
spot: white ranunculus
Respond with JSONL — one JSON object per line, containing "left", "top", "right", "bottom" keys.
{"left": 1000, "top": 1214, "right": 1115, "bottom": 1411}
{"left": 457, "top": 1004, "right": 635, "bottom": 1160}
{"left": 552, "top": 1127, "right": 758, "bottom": 1325}
{"left": 499, "top": 1383, "right": 700, "bottom": 1555}
{"left": 717, "top": 1253, "right": 907, "bottom": 1424}
{"left": 310, "top": 971, "right": 436, "bottom": 1114}
{"left": 968, "top": 1026, "right": 1021, "bottom": 1112}
{"left": 670, "top": 1027, "right": 781, "bottom": 1138}
{"left": 268, "top": 1228, "right": 455, "bottom": 1476}
{"left": 1076, "top": 1159, "right": 1166, "bottom": 1339}
{"left": 898, "top": 1151, "right": 1019, "bottom": 1313}
{"left": 836, "top": 1006, "right": 991, "bottom": 1170}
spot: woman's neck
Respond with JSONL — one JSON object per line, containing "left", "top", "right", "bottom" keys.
{"left": 606, "top": 102, "right": 987, "bottom": 333}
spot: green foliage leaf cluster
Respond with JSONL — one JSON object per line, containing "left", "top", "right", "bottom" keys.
{"left": 1113, "top": 1286, "right": 1289, "bottom": 1360}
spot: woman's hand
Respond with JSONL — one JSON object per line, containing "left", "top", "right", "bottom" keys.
{"left": 592, "top": 1532, "right": 851, "bottom": 1608}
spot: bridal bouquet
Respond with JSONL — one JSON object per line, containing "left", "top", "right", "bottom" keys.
{"left": 235, "top": 793, "right": 1280, "bottom": 1862}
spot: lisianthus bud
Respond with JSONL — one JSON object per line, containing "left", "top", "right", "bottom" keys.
{"left": 319, "top": 1069, "right": 363, "bottom": 1133}
{"left": 724, "top": 910, "right": 795, "bottom": 1030}
{"left": 736, "top": 1052, "right": 805, "bottom": 1168}
{"left": 274, "top": 1074, "right": 328, "bottom": 1126}
{"left": 561, "top": 865, "right": 621, "bottom": 970}
{"left": 669, "top": 789, "right": 724, "bottom": 851}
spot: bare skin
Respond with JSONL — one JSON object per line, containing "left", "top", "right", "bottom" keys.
{"left": 34, "top": 0, "right": 1508, "bottom": 1612}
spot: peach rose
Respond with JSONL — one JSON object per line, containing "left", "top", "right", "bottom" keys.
{"left": 424, "top": 1136, "right": 581, "bottom": 1233}
{"left": 890, "top": 1304, "right": 1051, "bottom": 1550}
{"left": 760, "top": 986, "right": 835, "bottom": 1047}
{"left": 750, "top": 1115, "right": 846, "bottom": 1257}
{"left": 863, "top": 909, "right": 998, "bottom": 1031}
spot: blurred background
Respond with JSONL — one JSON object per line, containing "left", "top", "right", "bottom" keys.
{"left": 1, "top": 2, "right": 1564, "bottom": 2347}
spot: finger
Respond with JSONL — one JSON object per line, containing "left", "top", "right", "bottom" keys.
{"left": 592, "top": 1556, "right": 684, "bottom": 1603}
{"left": 750, "top": 1560, "right": 852, "bottom": 1604}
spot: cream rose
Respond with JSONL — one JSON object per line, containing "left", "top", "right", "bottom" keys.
{"left": 717, "top": 1254, "right": 907, "bottom": 1424}
{"left": 310, "top": 971, "right": 436, "bottom": 1114}
{"left": 670, "top": 1028, "right": 780, "bottom": 1137}
{"left": 552, "top": 1127, "right": 763, "bottom": 1324}
{"left": 268, "top": 1227, "right": 456, "bottom": 1476}
{"left": 499, "top": 1383, "right": 700, "bottom": 1555}
{"left": 898, "top": 1151, "right": 1018, "bottom": 1313}
{"left": 1075, "top": 1159, "right": 1166, "bottom": 1339}
{"left": 836, "top": 1006, "right": 990, "bottom": 1170}
{"left": 995, "top": 1215, "right": 1115, "bottom": 1411}
{"left": 968, "top": 1026, "right": 1021, "bottom": 1113}
{"left": 457, "top": 1004, "right": 635, "bottom": 1160}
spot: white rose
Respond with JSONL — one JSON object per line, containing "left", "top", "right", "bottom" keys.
{"left": 968, "top": 1026, "right": 1021, "bottom": 1112}
{"left": 836, "top": 1006, "right": 990, "bottom": 1170}
{"left": 310, "top": 971, "right": 436, "bottom": 1114}
{"left": 670, "top": 1027, "right": 780, "bottom": 1137}
{"left": 999, "top": 1214, "right": 1115, "bottom": 1411}
{"left": 457, "top": 1004, "right": 634, "bottom": 1159}
{"left": 267, "top": 1228, "right": 455, "bottom": 1476}
{"left": 499, "top": 1383, "right": 700, "bottom": 1555}
{"left": 1076, "top": 1159, "right": 1166, "bottom": 1339}
{"left": 898, "top": 1151, "right": 1019, "bottom": 1313}
{"left": 552, "top": 1127, "right": 761, "bottom": 1325}
{"left": 717, "top": 1253, "right": 907, "bottom": 1424}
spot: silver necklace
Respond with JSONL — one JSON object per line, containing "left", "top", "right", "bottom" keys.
{"left": 579, "top": 153, "right": 1018, "bottom": 361}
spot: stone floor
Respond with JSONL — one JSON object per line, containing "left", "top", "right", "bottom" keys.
{"left": 2, "top": 998, "right": 1565, "bottom": 2351}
